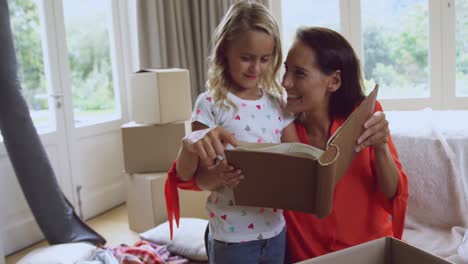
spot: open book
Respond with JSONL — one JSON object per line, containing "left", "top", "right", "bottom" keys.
{"left": 224, "top": 85, "right": 379, "bottom": 218}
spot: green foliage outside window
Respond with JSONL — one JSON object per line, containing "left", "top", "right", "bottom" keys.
{"left": 9, "top": 0, "right": 47, "bottom": 110}
{"left": 10, "top": 0, "right": 115, "bottom": 113}
{"left": 64, "top": 6, "right": 115, "bottom": 112}
{"left": 363, "top": 1, "right": 429, "bottom": 97}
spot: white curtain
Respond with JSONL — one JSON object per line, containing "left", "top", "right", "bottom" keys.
{"left": 137, "top": 0, "right": 270, "bottom": 101}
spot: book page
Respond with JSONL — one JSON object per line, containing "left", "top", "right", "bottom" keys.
{"left": 234, "top": 142, "right": 324, "bottom": 159}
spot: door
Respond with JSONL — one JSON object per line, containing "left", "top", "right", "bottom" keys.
{"left": 0, "top": 0, "right": 74, "bottom": 255}
{"left": 0, "top": 0, "right": 129, "bottom": 255}
{"left": 57, "top": 0, "right": 128, "bottom": 220}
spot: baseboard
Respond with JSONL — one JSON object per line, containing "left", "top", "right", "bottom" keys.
{"left": 81, "top": 180, "right": 126, "bottom": 220}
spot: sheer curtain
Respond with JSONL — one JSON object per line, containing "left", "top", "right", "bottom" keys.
{"left": 137, "top": 0, "right": 270, "bottom": 101}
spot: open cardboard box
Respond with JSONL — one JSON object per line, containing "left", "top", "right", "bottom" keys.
{"left": 297, "top": 237, "right": 451, "bottom": 264}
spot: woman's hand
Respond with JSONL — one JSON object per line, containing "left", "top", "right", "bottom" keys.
{"left": 182, "top": 126, "right": 238, "bottom": 168}
{"left": 356, "top": 111, "right": 390, "bottom": 153}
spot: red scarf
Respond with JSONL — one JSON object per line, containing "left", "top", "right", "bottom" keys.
{"left": 164, "top": 161, "right": 201, "bottom": 239}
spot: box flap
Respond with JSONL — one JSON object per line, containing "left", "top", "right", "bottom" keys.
{"left": 296, "top": 237, "right": 388, "bottom": 264}
{"left": 296, "top": 237, "right": 452, "bottom": 264}
{"left": 391, "top": 238, "right": 451, "bottom": 264}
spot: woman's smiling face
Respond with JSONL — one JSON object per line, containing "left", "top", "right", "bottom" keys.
{"left": 282, "top": 40, "right": 337, "bottom": 114}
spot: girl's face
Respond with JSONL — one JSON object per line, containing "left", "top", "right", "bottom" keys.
{"left": 225, "top": 29, "right": 275, "bottom": 93}
{"left": 282, "top": 40, "right": 338, "bottom": 114}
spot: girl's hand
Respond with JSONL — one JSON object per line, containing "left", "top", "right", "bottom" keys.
{"left": 196, "top": 159, "right": 244, "bottom": 190}
{"left": 212, "top": 162, "right": 244, "bottom": 188}
{"left": 182, "top": 126, "right": 238, "bottom": 168}
{"left": 356, "top": 111, "right": 390, "bottom": 153}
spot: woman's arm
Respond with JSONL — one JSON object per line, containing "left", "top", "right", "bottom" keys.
{"left": 373, "top": 143, "right": 399, "bottom": 199}
{"left": 356, "top": 111, "right": 399, "bottom": 199}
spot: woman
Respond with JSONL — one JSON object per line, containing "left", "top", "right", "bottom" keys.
{"left": 280, "top": 27, "right": 408, "bottom": 263}
{"left": 167, "top": 27, "right": 408, "bottom": 263}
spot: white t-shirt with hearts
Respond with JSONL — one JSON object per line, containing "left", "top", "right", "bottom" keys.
{"left": 191, "top": 89, "right": 294, "bottom": 243}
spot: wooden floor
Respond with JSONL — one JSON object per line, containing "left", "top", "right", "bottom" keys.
{"left": 5, "top": 204, "right": 139, "bottom": 263}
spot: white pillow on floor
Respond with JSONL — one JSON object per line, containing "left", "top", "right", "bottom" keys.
{"left": 17, "top": 242, "right": 96, "bottom": 264}
{"left": 140, "top": 218, "right": 208, "bottom": 261}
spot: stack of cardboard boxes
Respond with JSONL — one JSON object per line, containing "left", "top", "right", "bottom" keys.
{"left": 122, "top": 69, "right": 209, "bottom": 233}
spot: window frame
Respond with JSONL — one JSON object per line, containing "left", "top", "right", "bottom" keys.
{"left": 272, "top": 0, "right": 468, "bottom": 110}
{"left": 1, "top": 0, "right": 130, "bottom": 140}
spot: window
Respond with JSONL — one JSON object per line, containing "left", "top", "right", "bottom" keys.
{"left": 280, "top": 0, "right": 340, "bottom": 52}
{"left": 9, "top": 0, "right": 53, "bottom": 133}
{"left": 362, "top": 0, "right": 429, "bottom": 98}
{"left": 456, "top": 0, "right": 468, "bottom": 97}
{"left": 62, "top": 0, "right": 120, "bottom": 126}
{"left": 4, "top": 0, "right": 126, "bottom": 144}
{"left": 276, "top": 0, "right": 468, "bottom": 109}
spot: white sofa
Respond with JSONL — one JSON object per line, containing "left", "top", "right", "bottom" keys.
{"left": 387, "top": 109, "right": 468, "bottom": 263}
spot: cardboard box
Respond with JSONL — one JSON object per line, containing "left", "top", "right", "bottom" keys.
{"left": 126, "top": 172, "right": 209, "bottom": 233}
{"left": 297, "top": 237, "right": 451, "bottom": 264}
{"left": 121, "top": 121, "right": 190, "bottom": 173}
{"left": 131, "top": 68, "right": 192, "bottom": 124}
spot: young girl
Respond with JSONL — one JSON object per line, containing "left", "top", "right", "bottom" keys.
{"left": 171, "top": 1, "right": 298, "bottom": 263}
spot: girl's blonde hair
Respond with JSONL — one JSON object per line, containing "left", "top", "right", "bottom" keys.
{"left": 206, "top": 0, "right": 283, "bottom": 110}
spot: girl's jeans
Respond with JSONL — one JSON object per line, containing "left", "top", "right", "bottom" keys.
{"left": 208, "top": 227, "right": 286, "bottom": 264}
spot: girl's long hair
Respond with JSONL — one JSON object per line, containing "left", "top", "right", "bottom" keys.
{"left": 206, "top": 1, "right": 283, "bottom": 110}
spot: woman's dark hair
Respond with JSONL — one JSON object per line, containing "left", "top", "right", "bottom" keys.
{"left": 296, "top": 27, "right": 365, "bottom": 118}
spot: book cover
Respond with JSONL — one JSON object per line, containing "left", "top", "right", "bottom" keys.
{"left": 224, "top": 86, "right": 379, "bottom": 217}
